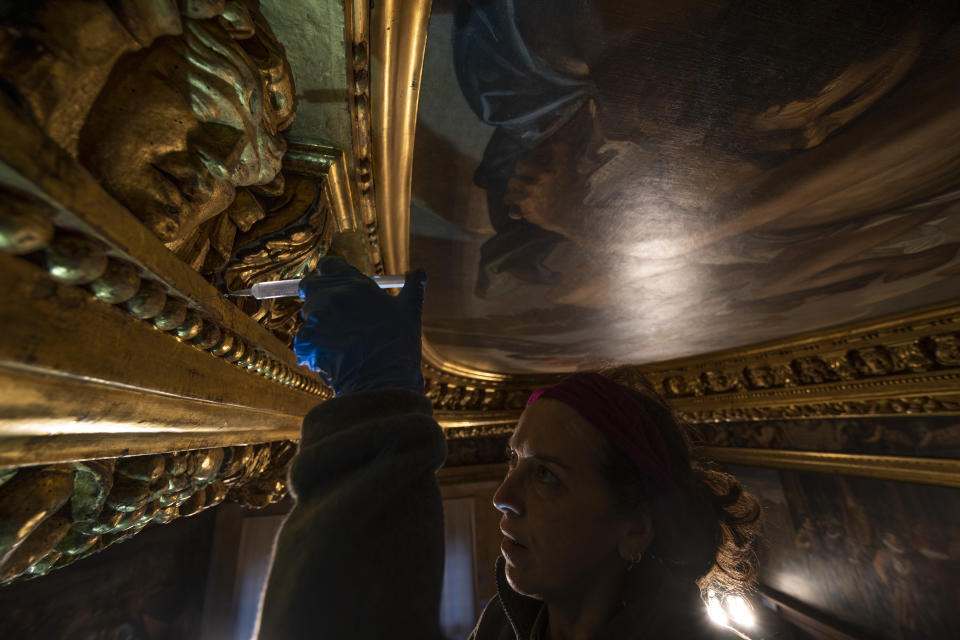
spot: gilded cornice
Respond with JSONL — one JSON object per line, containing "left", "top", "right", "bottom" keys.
{"left": 344, "top": 0, "right": 383, "bottom": 274}
{"left": 423, "top": 299, "right": 960, "bottom": 420}
{"left": 0, "top": 442, "right": 295, "bottom": 585}
{"left": 701, "top": 447, "right": 960, "bottom": 489}
{"left": 638, "top": 299, "right": 960, "bottom": 421}
{"left": 424, "top": 359, "right": 556, "bottom": 413}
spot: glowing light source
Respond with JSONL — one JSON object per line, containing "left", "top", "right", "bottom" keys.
{"left": 706, "top": 590, "right": 728, "bottom": 626}
{"left": 706, "top": 590, "right": 757, "bottom": 632}
{"left": 725, "top": 595, "right": 756, "bottom": 628}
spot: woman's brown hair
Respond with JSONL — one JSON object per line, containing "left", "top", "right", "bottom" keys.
{"left": 597, "top": 366, "right": 762, "bottom": 598}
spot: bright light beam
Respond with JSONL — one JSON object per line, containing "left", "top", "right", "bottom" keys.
{"left": 725, "top": 595, "right": 756, "bottom": 628}
{"left": 706, "top": 590, "right": 729, "bottom": 627}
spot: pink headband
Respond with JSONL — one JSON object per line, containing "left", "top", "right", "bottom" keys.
{"left": 527, "top": 373, "right": 676, "bottom": 492}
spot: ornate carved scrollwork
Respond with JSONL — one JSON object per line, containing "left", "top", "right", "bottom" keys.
{"left": 222, "top": 171, "right": 336, "bottom": 344}
{"left": 687, "top": 414, "right": 960, "bottom": 457}
{"left": 680, "top": 394, "right": 960, "bottom": 424}
{"left": 215, "top": 143, "right": 375, "bottom": 346}
{"left": 630, "top": 305, "right": 960, "bottom": 422}
{"left": 345, "top": 0, "right": 383, "bottom": 275}
{"left": 0, "top": 0, "right": 355, "bottom": 390}
{"left": 0, "top": 442, "right": 295, "bottom": 585}
{"left": 644, "top": 327, "right": 960, "bottom": 404}
{"left": 423, "top": 359, "right": 551, "bottom": 413}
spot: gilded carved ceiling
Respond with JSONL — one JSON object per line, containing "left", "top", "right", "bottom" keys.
{"left": 412, "top": 0, "right": 960, "bottom": 374}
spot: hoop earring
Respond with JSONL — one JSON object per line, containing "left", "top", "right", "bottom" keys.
{"left": 627, "top": 551, "right": 643, "bottom": 571}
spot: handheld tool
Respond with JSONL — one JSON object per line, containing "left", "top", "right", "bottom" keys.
{"left": 229, "top": 274, "right": 406, "bottom": 299}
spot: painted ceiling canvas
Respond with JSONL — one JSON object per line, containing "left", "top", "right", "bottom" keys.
{"left": 411, "top": 0, "right": 960, "bottom": 374}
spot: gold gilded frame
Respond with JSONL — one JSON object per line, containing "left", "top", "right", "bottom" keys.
{"left": 423, "top": 298, "right": 960, "bottom": 418}
{"left": 702, "top": 447, "right": 960, "bottom": 489}
{"left": 369, "top": 0, "right": 432, "bottom": 277}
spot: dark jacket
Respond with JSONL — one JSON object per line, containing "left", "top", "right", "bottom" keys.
{"left": 256, "top": 389, "right": 448, "bottom": 640}
{"left": 469, "top": 556, "right": 745, "bottom": 640}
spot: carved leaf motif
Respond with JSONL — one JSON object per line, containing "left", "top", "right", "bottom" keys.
{"left": 0, "top": 466, "right": 74, "bottom": 580}
{"left": 223, "top": 172, "right": 336, "bottom": 344}
{"left": 889, "top": 342, "right": 935, "bottom": 371}
{"left": 0, "top": 442, "right": 294, "bottom": 584}
{"left": 826, "top": 355, "right": 859, "bottom": 380}
{"left": 932, "top": 333, "right": 960, "bottom": 366}
{"left": 71, "top": 460, "right": 115, "bottom": 524}
{"left": 853, "top": 346, "right": 896, "bottom": 376}
{"left": 793, "top": 357, "right": 836, "bottom": 384}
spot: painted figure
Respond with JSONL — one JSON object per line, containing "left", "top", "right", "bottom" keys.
{"left": 452, "top": 0, "right": 960, "bottom": 314}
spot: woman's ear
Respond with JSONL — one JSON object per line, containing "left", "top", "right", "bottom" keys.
{"left": 618, "top": 507, "right": 654, "bottom": 562}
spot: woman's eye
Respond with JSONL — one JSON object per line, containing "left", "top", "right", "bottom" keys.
{"left": 506, "top": 448, "right": 519, "bottom": 468}
{"left": 534, "top": 465, "right": 558, "bottom": 484}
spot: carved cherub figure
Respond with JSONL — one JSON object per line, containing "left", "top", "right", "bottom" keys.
{"left": 77, "top": 0, "right": 294, "bottom": 249}
{"left": 1, "top": 0, "right": 294, "bottom": 251}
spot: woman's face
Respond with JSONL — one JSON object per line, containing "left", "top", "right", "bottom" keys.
{"left": 494, "top": 398, "right": 649, "bottom": 601}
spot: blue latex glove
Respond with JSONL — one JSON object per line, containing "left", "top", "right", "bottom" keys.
{"left": 293, "top": 256, "right": 427, "bottom": 396}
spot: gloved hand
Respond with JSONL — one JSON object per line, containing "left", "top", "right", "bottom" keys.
{"left": 293, "top": 256, "right": 427, "bottom": 396}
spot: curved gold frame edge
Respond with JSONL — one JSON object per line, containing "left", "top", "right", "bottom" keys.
{"left": 703, "top": 446, "right": 960, "bottom": 489}
{"left": 371, "top": 0, "right": 431, "bottom": 277}
{"left": 366, "top": 0, "right": 549, "bottom": 383}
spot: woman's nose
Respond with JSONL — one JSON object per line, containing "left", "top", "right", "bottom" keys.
{"left": 492, "top": 470, "right": 524, "bottom": 516}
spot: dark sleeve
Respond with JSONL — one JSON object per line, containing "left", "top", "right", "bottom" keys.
{"left": 256, "top": 389, "right": 448, "bottom": 640}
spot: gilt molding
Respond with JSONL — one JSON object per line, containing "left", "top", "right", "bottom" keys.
{"left": 423, "top": 360, "right": 557, "bottom": 414}
{"left": 0, "top": 362, "right": 307, "bottom": 467}
{"left": 344, "top": 0, "right": 384, "bottom": 275}
{"left": 0, "top": 442, "right": 295, "bottom": 585}
{"left": 370, "top": 0, "right": 432, "bottom": 276}
{"left": 702, "top": 447, "right": 960, "bottom": 489}
{"left": 0, "top": 210, "right": 327, "bottom": 398}
{"left": 638, "top": 299, "right": 960, "bottom": 421}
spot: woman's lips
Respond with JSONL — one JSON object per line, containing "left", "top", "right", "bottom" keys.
{"left": 500, "top": 530, "right": 528, "bottom": 556}
{"left": 501, "top": 536, "right": 527, "bottom": 557}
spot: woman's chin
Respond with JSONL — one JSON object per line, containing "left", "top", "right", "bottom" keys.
{"left": 504, "top": 563, "right": 542, "bottom": 599}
